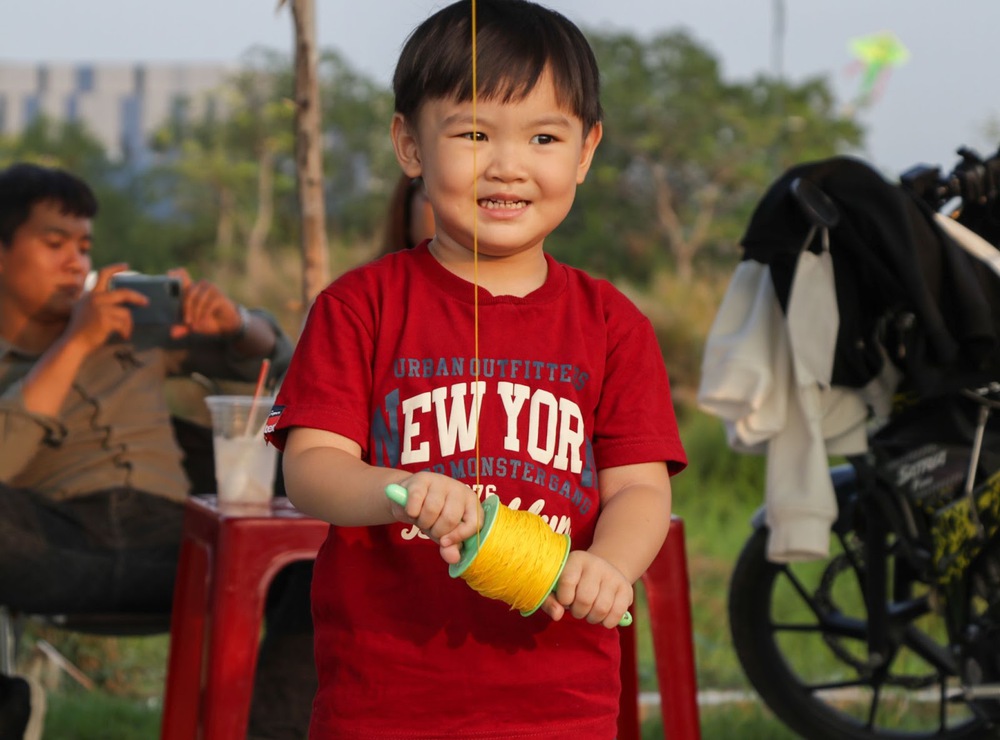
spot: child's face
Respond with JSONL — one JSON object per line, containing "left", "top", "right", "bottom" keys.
{"left": 392, "top": 68, "right": 602, "bottom": 260}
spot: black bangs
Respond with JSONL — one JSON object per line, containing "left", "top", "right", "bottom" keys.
{"left": 393, "top": 0, "right": 601, "bottom": 132}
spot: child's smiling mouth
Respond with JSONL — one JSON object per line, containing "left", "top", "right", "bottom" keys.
{"left": 479, "top": 198, "right": 529, "bottom": 210}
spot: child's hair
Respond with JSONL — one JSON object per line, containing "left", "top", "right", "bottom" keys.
{"left": 393, "top": 0, "right": 602, "bottom": 135}
{"left": 379, "top": 175, "right": 432, "bottom": 255}
{"left": 0, "top": 162, "right": 98, "bottom": 247}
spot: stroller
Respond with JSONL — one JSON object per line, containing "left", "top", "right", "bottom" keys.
{"left": 700, "top": 147, "right": 1000, "bottom": 739}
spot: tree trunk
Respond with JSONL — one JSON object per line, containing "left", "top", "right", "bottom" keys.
{"left": 649, "top": 161, "right": 719, "bottom": 282}
{"left": 246, "top": 143, "right": 275, "bottom": 285}
{"left": 216, "top": 186, "right": 236, "bottom": 263}
{"left": 290, "top": 0, "right": 329, "bottom": 314}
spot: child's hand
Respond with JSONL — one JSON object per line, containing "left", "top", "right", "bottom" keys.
{"left": 387, "top": 473, "right": 483, "bottom": 564}
{"left": 540, "top": 551, "right": 633, "bottom": 629}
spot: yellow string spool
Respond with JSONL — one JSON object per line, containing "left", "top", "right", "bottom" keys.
{"left": 385, "top": 484, "right": 632, "bottom": 626}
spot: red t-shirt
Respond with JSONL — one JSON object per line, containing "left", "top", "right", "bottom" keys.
{"left": 268, "top": 243, "right": 686, "bottom": 739}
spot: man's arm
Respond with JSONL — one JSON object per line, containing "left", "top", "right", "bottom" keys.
{"left": 163, "top": 268, "right": 292, "bottom": 381}
{"left": 19, "top": 265, "right": 148, "bottom": 417}
{"left": 167, "top": 268, "right": 276, "bottom": 357}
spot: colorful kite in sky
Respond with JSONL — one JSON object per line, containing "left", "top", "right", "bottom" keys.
{"left": 845, "top": 31, "right": 910, "bottom": 109}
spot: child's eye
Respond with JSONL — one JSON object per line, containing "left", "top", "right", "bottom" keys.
{"left": 531, "top": 134, "right": 557, "bottom": 145}
{"left": 462, "top": 131, "right": 487, "bottom": 142}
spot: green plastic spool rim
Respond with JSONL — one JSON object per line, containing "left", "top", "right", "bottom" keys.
{"left": 448, "top": 495, "right": 500, "bottom": 579}
{"left": 520, "top": 532, "right": 571, "bottom": 617}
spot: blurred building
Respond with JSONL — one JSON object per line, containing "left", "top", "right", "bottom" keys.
{"left": 0, "top": 62, "right": 233, "bottom": 164}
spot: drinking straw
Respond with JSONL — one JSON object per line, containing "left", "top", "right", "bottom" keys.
{"left": 244, "top": 357, "right": 272, "bottom": 437}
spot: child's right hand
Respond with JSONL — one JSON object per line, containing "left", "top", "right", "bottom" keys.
{"left": 387, "top": 473, "right": 483, "bottom": 564}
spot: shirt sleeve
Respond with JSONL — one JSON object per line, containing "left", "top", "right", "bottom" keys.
{"left": 592, "top": 315, "right": 687, "bottom": 476}
{"left": 265, "top": 291, "right": 375, "bottom": 453}
{"left": 164, "top": 308, "right": 295, "bottom": 385}
{"left": 0, "top": 381, "right": 67, "bottom": 482}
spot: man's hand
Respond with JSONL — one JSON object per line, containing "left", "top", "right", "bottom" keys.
{"left": 64, "top": 264, "right": 148, "bottom": 353}
{"left": 167, "top": 267, "right": 242, "bottom": 339}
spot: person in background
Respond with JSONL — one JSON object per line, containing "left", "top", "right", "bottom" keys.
{"left": 0, "top": 162, "right": 308, "bottom": 740}
{"left": 268, "top": 1, "right": 687, "bottom": 738}
{"left": 378, "top": 174, "right": 436, "bottom": 256}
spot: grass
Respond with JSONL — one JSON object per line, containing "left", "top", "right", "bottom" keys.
{"left": 41, "top": 692, "right": 162, "bottom": 740}
{"left": 22, "top": 408, "right": 799, "bottom": 738}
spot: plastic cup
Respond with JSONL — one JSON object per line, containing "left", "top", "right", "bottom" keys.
{"left": 204, "top": 395, "right": 278, "bottom": 506}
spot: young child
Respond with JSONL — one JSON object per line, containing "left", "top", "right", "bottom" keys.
{"left": 267, "top": 1, "right": 687, "bottom": 737}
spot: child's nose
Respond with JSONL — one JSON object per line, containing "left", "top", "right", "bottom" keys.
{"left": 484, "top": 143, "right": 528, "bottom": 182}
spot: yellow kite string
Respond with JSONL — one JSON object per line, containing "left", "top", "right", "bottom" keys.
{"left": 453, "top": 0, "right": 572, "bottom": 614}
{"left": 472, "top": 0, "right": 481, "bottom": 504}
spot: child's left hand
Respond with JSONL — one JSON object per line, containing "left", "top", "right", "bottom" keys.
{"left": 540, "top": 551, "right": 633, "bottom": 629}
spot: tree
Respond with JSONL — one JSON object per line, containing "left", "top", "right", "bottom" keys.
{"left": 145, "top": 40, "right": 399, "bottom": 302}
{"left": 554, "top": 29, "right": 863, "bottom": 282}
{"left": 0, "top": 116, "right": 108, "bottom": 176}
{"left": 317, "top": 50, "right": 396, "bottom": 246}
{"left": 287, "top": 0, "right": 329, "bottom": 309}
{"left": 0, "top": 117, "right": 184, "bottom": 271}
{"left": 148, "top": 48, "right": 296, "bottom": 279}
{"left": 225, "top": 49, "right": 297, "bottom": 284}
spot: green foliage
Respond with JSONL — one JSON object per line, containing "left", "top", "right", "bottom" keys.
{"left": 42, "top": 692, "right": 161, "bottom": 740}
{"left": 553, "top": 27, "right": 864, "bottom": 283}
{"left": 138, "top": 47, "right": 399, "bottom": 278}
{"left": 2, "top": 26, "right": 866, "bottom": 296}
{"left": 0, "top": 117, "right": 185, "bottom": 271}
{"left": 0, "top": 117, "right": 109, "bottom": 175}
{"left": 318, "top": 50, "right": 398, "bottom": 241}
{"left": 145, "top": 46, "right": 299, "bottom": 270}
{"left": 675, "top": 409, "right": 766, "bottom": 512}
{"left": 669, "top": 405, "right": 769, "bottom": 689}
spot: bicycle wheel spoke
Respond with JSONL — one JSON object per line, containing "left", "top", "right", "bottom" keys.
{"left": 771, "top": 621, "right": 822, "bottom": 632}
{"left": 938, "top": 678, "right": 948, "bottom": 732}
{"left": 898, "top": 624, "right": 959, "bottom": 676}
{"left": 866, "top": 684, "right": 882, "bottom": 729}
{"left": 776, "top": 564, "right": 825, "bottom": 612}
{"left": 806, "top": 677, "right": 871, "bottom": 692}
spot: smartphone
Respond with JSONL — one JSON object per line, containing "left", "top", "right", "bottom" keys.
{"left": 109, "top": 273, "right": 183, "bottom": 326}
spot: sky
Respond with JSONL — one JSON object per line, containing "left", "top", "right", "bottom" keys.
{"left": 2, "top": 0, "right": 998, "bottom": 179}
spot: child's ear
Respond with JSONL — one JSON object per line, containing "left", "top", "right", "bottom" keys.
{"left": 391, "top": 113, "right": 423, "bottom": 178}
{"left": 576, "top": 121, "right": 603, "bottom": 185}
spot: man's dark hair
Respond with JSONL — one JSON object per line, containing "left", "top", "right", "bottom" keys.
{"left": 393, "top": 0, "right": 602, "bottom": 134}
{"left": 0, "top": 162, "right": 98, "bottom": 247}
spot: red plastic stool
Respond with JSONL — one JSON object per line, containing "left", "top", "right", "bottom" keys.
{"left": 618, "top": 516, "right": 701, "bottom": 740}
{"left": 160, "top": 495, "right": 328, "bottom": 740}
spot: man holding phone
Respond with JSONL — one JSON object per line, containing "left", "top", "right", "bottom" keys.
{"left": 0, "top": 162, "right": 311, "bottom": 739}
